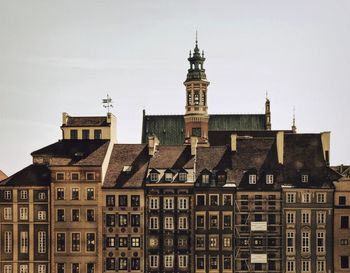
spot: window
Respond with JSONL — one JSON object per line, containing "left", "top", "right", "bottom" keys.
{"left": 287, "top": 260, "right": 295, "bottom": 272}
{"left": 179, "top": 255, "right": 188, "bottom": 268}
{"left": 317, "top": 232, "right": 325, "bottom": 253}
{"left": 20, "top": 231, "right": 28, "bottom": 253}
{"left": 57, "top": 209, "right": 65, "bottom": 222}
{"left": 317, "top": 211, "right": 326, "bottom": 225}
{"left": 87, "top": 264, "right": 94, "bottom": 273}
{"left": 4, "top": 265, "right": 12, "bottom": 273}
{"left": 302, "top": 231, "right": 310, "bottom": 253}
{"left": 268, "top": 214, "right": 276, "bottom": 224}
{"left": 209, "top": 195, "right": 219, "bottom": 206}
{"left": 249, "top": 174, "right": 257, "bottom": 184}
{"left": 87, "top": 209, "right": 95, "bottom": 221}
{"left": 19, "top": 207, "right": 28, "bottom": 220}
{"left": 317, "top": 260, "right": 326, "bottom": 272}
{"left": 82, "top": 129, "right": 89, "bottom": 139}
{"left": 94, "top": 129, "right": 102, "bottom": 139}
{"left": 341, "top": 256, "right": 349, "bottom": 269}
{"left": 20, "top": 190, "right": 28, "bottom": 200}
{"left": 196, "top": 214, "right": 205, "bottom": 228}
{"left": 150, "top": 255, "right": 159, "bottom": 268}
{"left": 339, "top": 196, "right": 346, "bottom": 205}
{"left": 38, "top": 192, "right": 46, "bottom": 200}
{"left": 302, "top": 193, "right": 311, "bottom": 203}
{"left": 302, "top": 211, "right": 311, "bottom": 224}
{"left": 202, "top": 174, "right": 209, "bottom": 183}
{"left": 341, "top": 239, "right": 349, "bottom": 245}
{"left": 86, "top": 172, "right": 95, "bottom": 181}
{"left": 118, "top": 237, "right": 128, "bottom": 247}
{"left": 286, "top": 211, "right": 295, "bottom": 224}
{"left": 56, "top": 188, "right": 65, "bottom": 200}
{"left": 196, "top": 257, "right": 205, "bottom": 270}
{"left": 106, "top": 195, "right": 115, "bottom": 207}
{"left": 56, "top": 233, "right": 65, "bottom": 252}
{"left": 209, "top": 236, "right": 219, "bottom": 249}
{"left": 4, "top": 207, "right": 12, "bottom": 220}
{"left": 57, "top": 263, "right": 65, "bottom": 273}
{"left": 266, "top": 174, "right": 274, "bottom": 184}
{"left": 38, "top": 231, "right": 46, "bottom": 253}
{"left": 119, "top": 195, "right": 128, "bottom": 207}
{"left": 287, "top": 231, "right": 295, "bottom": 253}
{"left": 56, "top": 173, "right": 64, "bottom": 181}
{"left": 106, "top": 237, "right": 115, "bottom": 248}
{"left": 286, "top": 193, "right": 296, "bottom": 203}
{"left": 150, "top": 173, "right": 159, "bottom": 182}
{"left": 71, "top": 233, "right": 80, "bottom": 252}
{"left": 223, "top": 194, "right": 232, "bottom": 206}
{"left": 341, "top": 216, "right": 349, "bottom": 228}
{"left": 209, "top": 214, "right": 218, "bottom": 228}
{"left": 317, "top": 193, "right": 326, "bottom": 203}
{"left": 119, "top": 214, "right": 128, "bottom": 227}
{"left": 131, "top": 237, "right": 140, "bottom": 247}
{"left": 72, "top": 264, "right": 79, "bottom": 273}
{"left": 196, "top": 236, "right": 205, "bottom": 249}
{"left": 192, "top": 127, "right": 201, "bottom": 137}
{"left": 19, "top": 265, "right": 28, "bottom": 273}
{"left": 301, "top": 174, "right": 309, "bottom": 183}
{"left": 164, "top": 172, "right": 173, "bottom": 181}
{"left": 4, "top": 231, "right": 12, "bottom": 253}
{"left": 106, "top": 258, "right": 116, "bottom": 270}
{"left": 70, "top": 129, "right": 78, "bottom": 139}
{"left": 179, "top": 217, "right": 188, "bottom": 229}
{"left": 38, "top": 265, "right": 46, "bottom": 273}
{"left": 164, "top": 197, "right": 174, "bottom": 209}
{"left": 164, "top": 255, "right": 174, "bottom": 268}
{"left": 196, "top": 194, "right": 205, "bottom": 206}
{"left": 86, "top": 188, "right": 94, "bottom": 200}
{"left": 86, "top": 233, "right": 95, "bottom": 252}
{"left": 72, "top": 209, "right": 80, "bottom": 222}
{"left": 178, "top": 197, "right": 188, "bottom": 209}
{"left": 71, "top": 173, "right": 79, "bottom": 181}
{"left": 149, "top": 197, "right": 159, "bottom": 209}
{"left": 38, "top": 211, "right": 46, "bottom": 221}
{"left": 131, "top": 258, "right": 140, "bottom": 270}
{"left": 223, "top": 214, "right": 232, "bottom": 228}
{"left": 150, "top": 217, "right": 159, "bottom": 229}
{"left": 223, "top": 236, "right": 232, "bottom": 248}
{"left": 149, "top": 237, "right": 158, "bottom": 248}
{"left": 131, "top": 195, "right": 140, "bottom": 207}
{"left": 210, "top": 256, "right": 218, "bottom": 270}
{"left": 164, "top": 238, "right": 173, "bottom": 247}
{"left": 179, "top": 172, "right": 187, "bottom": 181}
{"left": 302, "top": 261, "right": 310, "bottom": 272}
{"left": 71, "top": 188, "right": 79, "bottom": 200}
{"left": 164, "top": 217, "right": 174, "bottom": 230}
{"left": 131, "top": 214, "right": 140, "bottom": 227}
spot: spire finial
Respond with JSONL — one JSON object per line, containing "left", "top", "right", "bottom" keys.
{"left": 266, "top": 90, "right": 269, "bottom": 100}
{"left": 292, "top": 106, "right": 297, "bottom": 133}
{"left": 196, "top": 30, "right": 198, "bottom": 45}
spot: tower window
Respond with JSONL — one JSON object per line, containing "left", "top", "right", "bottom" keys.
{"left": 192, "top": 128, "right": 201, "bottom": 137}
{"left": 202, "top": 92, "right": 206, "bottom": 106}
{"left": 188, "top": 93, "right": 192, "bottom": 105}
{"left": 194, "top": 92, "right": 199, "bottom": 105}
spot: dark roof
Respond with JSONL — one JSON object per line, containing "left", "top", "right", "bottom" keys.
{"left": 141, "top": 113, "right": 267, "bottom": 145}
{"left": 103, "top": 144, "right": 149, "bottom": 188}
{"left": 148, "top": 146, "right": 194, "bottom": 169}
{"left": 31, "top": 140, "right": 110, "bottom": 166}
{"left": 62, "top": 116, "right": 109, "bottom": 127}
{"left": 0, "top": 164, "right": 50, "bottom": 187}
{"left": 331, "top": 165, "right": 350, "bottom": 177}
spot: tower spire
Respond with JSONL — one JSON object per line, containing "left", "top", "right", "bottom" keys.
{"left": 292, "top": 107, "right": 297, "bottom": 133}
{"left": 265, "top": 92, "right": 271, "bottom": 130}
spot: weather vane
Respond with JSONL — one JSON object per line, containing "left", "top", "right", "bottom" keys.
{"left": 102, "top": 94, "right": 113, "bottom": 113}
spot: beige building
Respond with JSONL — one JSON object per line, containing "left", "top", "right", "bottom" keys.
{"left": 0, "top": 170, "right": 7, "bottom": 181}
{"left": 334, "top": 176, "right": 350, "bottom": 272}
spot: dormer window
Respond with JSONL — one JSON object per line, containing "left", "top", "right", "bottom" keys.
{"left": 165, "top": 173, "right": 173, "bottom": 182}
{"left": 266, "top": 174, "right": 274, "bottom": 184}
{"left": 301, "top": 174, "right": 309, "bottom": 183}
{"left": 202, "top": 174, "right": 209, "bottom": 183}
{"left": 123, "top": 166, "right": 132, "bottom": 173}
{"left": 249, "top": 175, "right": 257, "bottom": 184}
{"left": 179, "top": 173, "right": 187, "bottom": 182}
{"left": 150, "top": 173, "right": 159, "bottom": 182}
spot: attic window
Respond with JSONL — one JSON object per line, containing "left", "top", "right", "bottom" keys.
{"left": 301, "top": 174, "right": 309, "bottom": 183}
{"left": 202, "top": 174, "right": 209, "bottom": 183}
{"left": 165, "top": 173, "right": 173, "bottom": 182}
{"left": 123, "top": 166, "right": 132, "bottom": 172}
{"left": 249, "top": 175, "right": 257, "bottom": 184}
{"left": 150, "top": 173, "right": 159, "bottom": 182}
{"left": 217, "top": 174, "right": 226, "bottom": 183}
{"left": 179, "top": 173, "right": 187, "bottom": 182}
{"left": 266, "top": 174, "right": 274, "bottom": 184}
{"left": 56, "top": 173, "right": 65, "bottom": 181}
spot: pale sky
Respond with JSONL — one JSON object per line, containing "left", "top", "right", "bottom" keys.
{"left": 1, "top": 0, "right": 350, "bottom": 176}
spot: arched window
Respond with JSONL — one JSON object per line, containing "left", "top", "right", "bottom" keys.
{"left": 194, "top": 92, "right": 199, "bottom": 105}
{"left": 188, "top": 92, "right": 192, "bottom": 105}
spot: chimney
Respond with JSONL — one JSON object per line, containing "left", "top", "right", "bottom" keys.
{"left": 231, "top": 134, "right": 237, "bottom": 152}
{"left": 191, "top": 136, "right": 198, "bottom": 156}
{"left": 321, "top": 132, "right": 330, "bottom": 165}
{"left": 148, "top": 135, "right": 160, "bottom": 156}
{"left": 62, "top": 112, "right": 69, "bottom": 126}
{"left": 276, "top": 131, "right": 284, "bottom": 164}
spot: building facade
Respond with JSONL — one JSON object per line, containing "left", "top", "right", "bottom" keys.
{"left": 0, "top": 39, "right": 347, "bottom": 273}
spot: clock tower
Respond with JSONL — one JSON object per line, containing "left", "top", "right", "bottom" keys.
{"left": 184, "top": 37, "right": 210, "bottom": 146}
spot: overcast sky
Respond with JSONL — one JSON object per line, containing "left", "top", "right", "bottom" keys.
{"left": 1, "top": 0, "right": 350, "bottom": 176}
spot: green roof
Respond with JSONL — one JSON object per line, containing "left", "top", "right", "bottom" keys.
{"left": 141, "top": 113, "right": 266, "bottom": 145}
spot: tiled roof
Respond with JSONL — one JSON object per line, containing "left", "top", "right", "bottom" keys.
{"left": 103, "top": 144, "right": 149, "bottom": 188}
{"left": 149, "top": 146, "right": 195, "bottom": 169}
{"left": 62, "top": 116, "right": 109, "bottom": 127}
{"left": 0, "top": 164, "right": 50, "bottom": 187}
{"left": 141, "top": 113, "right": 266, "bottom": 145}
{"left": 31, "top": 140, "right": 110, "bottom": 166}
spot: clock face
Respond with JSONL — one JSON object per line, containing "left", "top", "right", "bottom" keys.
{"left": 149, "top": 238, "right": 158, "bottom": 247}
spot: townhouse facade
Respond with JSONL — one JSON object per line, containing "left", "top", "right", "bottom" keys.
{"left": 0, "top": 39, "right": 348, "bottom": 273}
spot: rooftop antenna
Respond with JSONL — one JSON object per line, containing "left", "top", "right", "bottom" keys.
{"left": 102, "top": 94, "right": 113, "bottom": 114}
